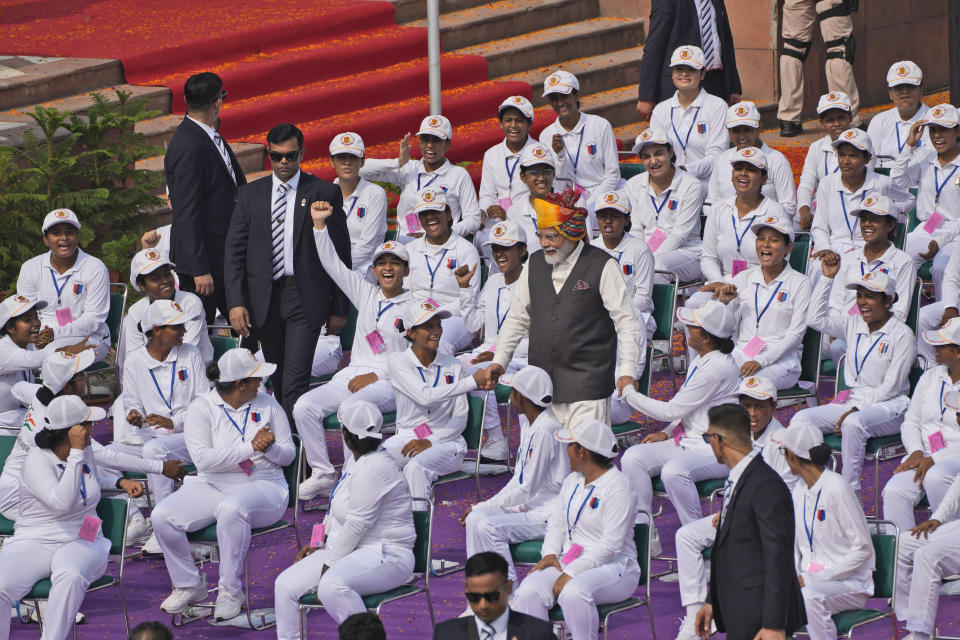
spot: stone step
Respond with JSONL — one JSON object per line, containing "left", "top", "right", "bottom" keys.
{"left": 407, "top": 0, "right": 599, "bottom": 52}
{"left": 580, "top": 84, "right": 642, "bottom": 131}
{"left": 137, "top": 141, "right": 266, "bottom": 192}
{"left": 454, "top": 17, "right": 644, "bottom": 79}
{"left": 388, "top": 0, "right": 496, "bottom": 23}
{"left": 0, "top": 57, "right": 123, "bottom": 111}
{"left": 136, "top": 114, "right": 183, "bottom": 149}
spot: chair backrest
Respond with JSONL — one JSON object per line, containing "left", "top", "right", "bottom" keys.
{"left": 210, "top": 334, "right": 240, "bottom": 361}
{"left": 412, "top": 506, "right": 432, "bottom": 574}
{"left": 339, "top": 304, "right": 359, "bottom": 352}
{"left": 637, "top": 345, "right": 653, "bottom": 396}
{"left": 384, "top": 226, "right": 398, "bottom": 242}
{"left": 870, "top": 531, "right": 898, "bottom": 599}
{"left": 463, "top": 395, "right": 485, "bottom": 449}
{"left": 619, "top": 162, "right": 646, "bottom": 181}
{"left": 0, "top": 435, "right": 16, "bottom": 470}
{"left": 907, "top": 207, "right": 921, "bottom": 232}
{"left": 633, "top": 521, "right": 650, "bottom": 586}
{"left": 798, "top": 328, "right": 822, "bottom": 386}
{"left": 652, "top": 275, "right": 678, "bottom": 342}
{"left": 907, "top": 277, "right": 922, "bottom": 333}
{"left": 894, "top": 222, "right": 907, "bottom": 251}
{"left": 107, "top": 283, "right": 128, "bottom": 346}
{"left": 96, "top": 497, "right": 129, "bottom": 556}
{"left": 699, "top": 213, "right": 707, "bottom": 240}
{"left": 790, "top": 233, "right": 811, "bottom": 274}
{"left": 873, "top": 167, "right": 892, "bottom": 177}
{"left": 480, "top": 263, "right": 490, "bottom": 290}
{"left": 284, "top": 437, "right": 302, "bottom": 509}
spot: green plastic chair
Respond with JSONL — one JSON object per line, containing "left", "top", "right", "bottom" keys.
{"left": 0, "top": 435, "right": 17, "bottom": 538}
{"left": 651, "top": 475, "right": 727, "bottom": 522}
{"left": 907, "top": 276, "right": 922, "bottom": 334}
{"left": 84, "top": 283, "right": 128, "bottom": 383}
{"left": 620, "top": 162, "right": 646, "bottom": 181}
{"left": 791, "top": 232, "right": 811, "bottom": 274}
{"left": 210, "top": 334, "right": 240, "bottom": 361}
{"left": 433, "top": 395, "right": 485, "bottom": 501}
{"left": 309, "top": 305, "right": 358, "bottom": 387}
{"left": 651, "top": 271, "right": 681, "bottom": 379}
{"left": 894, "top": 222, "right": 906, "bottom": 251}
{"left": 777, "top": 328, "right": 822, "bottom": 409}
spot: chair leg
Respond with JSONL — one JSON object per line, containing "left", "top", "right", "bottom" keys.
{"left": 299, "top": 605, "right": 307, "bottom": 639}
{"left": 647, "top": 600, "right": 659, "bottom": 640}
{"left": 425, "top": 588, "right": 436, "bottom": 628}
{"left": 120, "top": 582, "right": 131, "bottom": 637}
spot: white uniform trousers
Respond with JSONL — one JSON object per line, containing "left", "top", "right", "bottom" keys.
{"left": 151, "top": 477, "right": 287, "bottom": 594}
{"left": 790, "top": 397, "right": 909, "bottom": 490}
{"left": 895, "top": 519, "right": 960, "bottom": 636}
{"left": 439, "top": 316, "right": 474, "bottom": 355}
{"left": 675, "top": 515, "right": 716, "bottom": 608}
{"left": 465, "top": 506, "right": 550, "bottom": 583}
{"left": 0, "top": 535, "right": 109, "bottom": 640}
{"left": 106, "top": 435, "right": 191, "bottom": 505}
{"left": 917, "top": 301, "right": 945, "bottom": 367}
{"left": 732, "top": 349, "right": 802, "bottom": 390}
{"left": 274, "top": 542, "right": 414, "bottom": 639}
{"left": 311, "top": 335, "right": 343, "bottom": 378}
{"left": 380, "top": 435, "right": 467, "bottom": 509}
{"left": 48, "top": 335, "right": 110, "bottom": 364}
{"left": 620, "top": 440, "right": 728, "bottom": 525}
{"left": 653, "top": 250, "right": 702, "bottom": 284}
{"left": 293, "top": 370, "right": 397, "bottom": 476}
{"left": 882, "top": 457, "right": 960, "bottom": 532}
{"left": 801, "top": 581, "right": 870, "bottom": 640}
{"left": 511, "top": 557, "right": 641, "bottom": 640}
{"left": 905, "top": 230, "right": 953, "bottom": 300}
{"left": 550, "top": 400, "right": 611, "bottom": 431}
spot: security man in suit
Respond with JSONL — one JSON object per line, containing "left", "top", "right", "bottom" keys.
{"left": 224, "top": 123, "right": 351, "bottom": 421}
{"left": 164, "top": 72, "right": 247, "bottom": 322}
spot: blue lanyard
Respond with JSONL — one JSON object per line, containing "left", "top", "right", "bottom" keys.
{"left": 48, "top": 268, "right": 72, "bottom": 305}
{"left": 495, "top": 287, "right": 510, "bottom": 332}
{"left": 221, "top": 405, "right": 251, "bottom": 439}
{"left": 754, "top": 281, "right": 783, "bottom": 328}
{"left": 731, "top": 214, "right": 757, "bottom": 253}
{"left": 417, "top": 365, "right": 441, "bottom": 387}
{"left": 504, "top": 155, "right": 520, "bottom": 185}
{"left": 375, "top": 299, "right": 395, "bottom": 322}
{"left": 148, "top": 360, "right": 177, "bottom": 417}
{"left": 563, "top": 128, "right": 586, "bottom": 170}
{"left": 417, "top": 173, "right": 439, "bottom": 191}
{"left": 859, "top": 259, "right": 885, "bottom": 276}
{"left": 518, "top": 431, "right": 534, "bottom": 484}
{"left": 669, "top": 105, "right": 701, "bottom": 152}
{"left": 614, "top": 251, "right": 624, "bottom": 263}
{"left": 839, "top": 191, "right": 866, "bottom": 239}
{"left": 803, "top": 489, "right": 822, "bottom": 552}
{"left": 565, "top": 484, "right": 595, "bottom": 541}
{"left": 940, "top": 380, "right": 948, "bottom": 416}
{"left": 934, "top": 165, "right": 960, "bottom": 204}
{"left": 57, "top": 462, "right": 90, "bottom": 505}
{"left": 423, "top": 248, "right": 449, "bottom": 289}
{"left": 330, "top": 472, "right": 349, "bottom": 502}
{"left": 649, "top": 189, "right": 673, "bottom": 223}
{"left": 895, "top": 121, "right": 910, "bottom": 154}
{"left": 853, "top": 332, "right": 885, "bottom": 380}
{"left": 823, "top": 150, "right": 839, "bottom": 176}
{"left": 346, "top": 195, "right": 359, "bottom": 217}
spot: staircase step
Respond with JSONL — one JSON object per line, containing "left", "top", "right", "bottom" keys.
{"left": 390, "top": 0, "right": 494, "bottom": 23}
{"left": 1, "top": 84, "right": 170, "bottom": 119}
{"left": 580, "top": 84, "right": 643, "bottom": 130}
{"left": 136, "top": 114, "right": 183, "bottom": 149}
{"left": 454, "top": 17, "right": 644, "bottom": 78}
{"left": 137, "top": 142, "right": 265, "bottom": 192}
{"left": 408, "top": 0, "right": 598, "bottom": 52}
{"left": 0, "top": 57, "right": 123, "bottom": 111}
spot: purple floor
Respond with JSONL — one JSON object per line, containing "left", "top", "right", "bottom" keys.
{"left": 10, "top": 371, "right": 960, "bottom": 640}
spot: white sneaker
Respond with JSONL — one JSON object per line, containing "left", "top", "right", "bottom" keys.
{"left": 940, "top": 577, "right": 960, "bottom": 595}
{"left": 141, "top": 532, "right": 162, "bottom": 555}
{"left": 160, "top": 582, "right": 208, "bottom": 614}
{"left": 298, "top": 471, "right": 338, "bottom": 501}
{"left": 27, "top": 602, "right": 85, "bottom": 625}
{"left": 650, "top": 525, "right": 662, "bottom": 558}
{"left": 479, "top": 435, "right": 509, "bottom": 462}
{"left": 214, "top": 587, "right": 244, "bottom": 621}
{"left": 125, "top": 511, "right": 151, "bottom": 546}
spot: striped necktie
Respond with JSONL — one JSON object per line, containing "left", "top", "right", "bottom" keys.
{"left": 272, "top": 183, "right": 290, "bottom": 280}
{"left": 213, "top": 134, "right": 237, "bottom": 183}
{"left": 699, "top": 0, "right": 716, "bottom": 69}
{"left": 480, "top": 624, "right": 495, "bottom": 640}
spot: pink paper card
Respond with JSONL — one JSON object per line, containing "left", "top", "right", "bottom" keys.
{"left": 413, "top": 423, "right": 433, "bottom": 439}
{"left": 79, "top": 514, "right": 101, "bottom": 542}
{"left": 404, "top": 212, "right": 422, "bottom": 234}
{"left": 807, "top": 561, "right": 826, "bottom": 574}
{"left": 742, "top": 336, "right": 766, "bottom": 359}
{"left": 573, "top": 184, "right": 587, "bottom": 199}
{"left": 238, "top": 459, "right": 254, "bottom": 476}
{"left": 310, "top": 523, "right": 326, "bottom": 548}
{"left": 672, "top": 423, "right": 684, "bottom": 446}
{"left": 929, "top": 430, "right": 946, "bottom": 453}
{"left": 848, "top": 302, "right": 861, "bottom": 316}
{"left": 732, "top": 259, "right": 748, "bottom": 277}
{"left": 923, "top": 211, "right": 944, "bottom": 235}
{"left": 486, "top": 343, "right": 495, "bottom": 353}
{"left": 55, "top": 307, "right": 73, "bottom": 327}
{"left": 832, "top": 389, "right": 851, "bottom": 404}
{"left": 648, "top": 228, "right": 667, "bottom": 252}
{"left": 561, "top": 543, "right": 584, "bottom": 564}
{"left": 498, "top": 197, "right": 513, "bottom": 210}
{"left": 365, "top": 330, "right": 386, "bottom": 354}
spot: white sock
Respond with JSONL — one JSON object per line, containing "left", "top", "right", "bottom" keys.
{"left": 483, "top": 424, "right": 506, "bottom": 443}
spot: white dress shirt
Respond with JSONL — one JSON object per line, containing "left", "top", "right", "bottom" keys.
{"left": 701, "top": 197, "right": 786, "bottom": 283}
{"left": 720, "top": 449, "right": 757, "bottom": 520}
{"left": 119, "top": 290, "right": 212, "bottom": 366}
{"left": 479, "top": 137, "right": 539, "bottom": 211}
{"left": 649, "top": 89, "right": 729, "bottom": 188}
{"left": 405, "top": 233, "right": 481, "bottom": 315}
{"left": 829, "top": 243, "right": 916, "bottom": 321}
{"left": 866, "top": 104, "right": 931, "bottom": 168}
{"left": 459, "top": 271, "right": 527, "bottom": 359}
{"left": 707, "top": 143, "right": 797, "bottom": 218}
{"left": 693, "top": 0, "right": 723, "bottom": 70}
{"left": 474, "top": 608, "right": 509, "bottom": 640}
{"left": 387, "top": 348, "right": 477, "bottom": 442}
{"left": 337, "top": 178, "right": 388, "bottom": 274}
{"left": 625, "top": 168, "right": 704, "bottom": 253}
{"left": 892, "top": 146, "right": 960, "bottom": 248}
{"left": 538, "top": 113, "right": 621, "bottom": 203}
{"left": 811, "top": 171, "right": 914, "bottom": 253}
{"left": 272, "top": 171, "right": 301, "bottom": 278}
{"left": 900, "top": 366, "right": 960, "bottom": 462}
{"left": 120, "top": 343, "right": 208, "bottom": 435}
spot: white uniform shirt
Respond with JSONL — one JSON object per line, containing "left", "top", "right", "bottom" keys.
{"left": 892, "top": 146, "right": 960, "bottom": 248}
{"left": 120, "top": 343, "right": 207, "bottom": 435}
{"left": 184, "top": 389, "right": 296, "bottom": 487}
{"left": 459, "top": 271, "right": 527, "bottom": 360}
{"left": 541, "top": 467, "right": 638, "bottom": 578}
{"left": 707, "top": 143, "right": 798, "bottom": 218}
{"left": 482, "top": 409, "right": 568, "bottom": 513}
{"left": 359, "top": 158, "right": 481, "bottom": 239}
{"left": 808, "top": 277, "right": 916, "bottom": 406}
{"left": 942, "top": 240, "right": 960, "bottom": 309}
{"left": 324, "top": 450, "right": 416, "bottom": 563}
{"left": 17, "top": 249, "right": 110, "bottom": 343}
{"left": 337, "top": 178, "right": 388, "bottom": 275}
{"left": 649, "top": 89, "right": 728, "bottom": 189}
{"left": 621, "top": 350, "right": 740, "bottom": 442}
{"left": 829, "top": 243, "right": 916, "bottom": 321}
{"left": 0, "top": 336, "right": 47, "bottom": 426}
{"left": 701, "top": 197, "right": 786, "bottom": 283}
{"left": 478, "top": 137, "right": 538, "bottom": 211}
{"left": 314, "top": 227, "right": 411, "bottom": 374}
{"left": 405, "top": 233, "right": 480, "bottom": 316}
{"left": 387, "top": 348, "right": 477, "bottom": 442}
{"left": 811, "top": 171, "right": 914, "bottom": 253}
{"left": 866, "top": 104, "right": 931, "bottom": 168}
{"left": 792, "top": 469, "right": 875, "bottom": 591}
{"left": 755, "top": 418, "right": 798, "bottom": 489}
{"left": 900, "top": 366, "right": 960, "bottom": 462}
{"left": 798, "top": 135, "right": 839, "bottom": 211}
{"left": 625, "top": 168, "right": 703, "bottom": 253}
{"left": 599, "top": 234, "right": 656, "bottom": 331}
{"left": 119, "top": 290, "right": 212, "bottom": 367}
{"left": 538, "top": 113, "right": 620, "bottom": 201}
{"left": 727, "top": 265, "right": 812, "bottom": 370}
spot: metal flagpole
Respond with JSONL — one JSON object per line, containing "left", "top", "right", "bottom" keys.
{"left": 427, "top": 0, "right": 441, "bottom": 113}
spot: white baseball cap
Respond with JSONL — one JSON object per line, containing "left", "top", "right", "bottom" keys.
{"left": 498, "top": 95, "right": 534, "bottom": 120}
{"left": 416, "top": 114, "right": 452, "bottom": 140}
{"left": 141, "top": 299, "right": 199, "bottom": 333}
{"left": 483, "top": 219, "right": 526, "bottom": 247}
{"left": 0, "top": 294, "right": 46, "bottom": 328}
{"left": 886, "top": 61, "right": 922, "bottom": 87}
{"left": 403, "top": 299, "right": 451, "bottom": 331}
{"left": 595, "top": 190, "right": 631, "bottom": 215}
{"left": 730, "top": 146, "right": 766, "bottom": 170}
{"left": 337, "top": 400, "right": 384, "bottom": 440}
{"left": 726, "top": 101, "right": 761, "bottom": 128}
{"left": 40, "top": 349, "right": 96, "bottom": 394}
{"left": 780, "top": 423, "right": 825, "bottom": 460}
{"left": 676, "top": 300, "right": 736, "bottom": 338}
{"left": 816, "top": 91, "right": 852, "bottom": 114}
{"left": 42, "top": 208, "right": 81, "bottom": 233}
{"left": 751, "top": 214, "right": 795, "bottom": 242}
{"left": 922, "top": 316, "right": 960, "bottom": 346}
{"left": 500, "top": 365, "right": 553, "bottom": 407}
{"left": 632, "top": 127, "right": 671, "bottom": 154}
{"left": 371, "top": 240, "right": 410, "bottom": 264}
{"left": 831, "top": 128, "right": 874, "bottom": 154}
{"left": 852, "top": 195, "right": 896, "bottom": 219}
{"left": 130, "top": 248, "right": 175, "bottom": 292}
{"left": 738, "top": 376, "right": 776, "bottom": 401}
{"left": 217, "top": 347, "right": 277, "bottom": 383}
{"left": 44, "top": 395, "right": 106, "bottom": 430}
{"left": 555, "top": 419, "right": 617, "bottom": 458}
{"left": 542, "top": 70, "right": 579, "bottom": 97}
{"left": 844, "top": 270, "right": 896, "bottom": 298}
{"left": 670, "top": 45, "right": 705, "bottom": 70}
{"left": 927, "top": 104, "right": 960, "bottom": 129}
{"left": 519, "top": 143, "right": 555, "bottom": 168}
{"left": 329, "top": 131, "right": 365, "bottom": 157}
{"left": 413, "top": 187, "right": 448, "bottom": 214}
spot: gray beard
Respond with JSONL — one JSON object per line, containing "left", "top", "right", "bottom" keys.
{"left": 543, "top": 240, "right": 576, "bottom": 265}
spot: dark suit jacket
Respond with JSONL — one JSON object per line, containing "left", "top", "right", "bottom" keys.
{"left": 709, "top": 455, "right": 805, "bottom": 640}
{"left": 636, "top": 0, "right": 742, "bottom": 103}
{"left": 433, "top": 609, "right": 557, "bottom": 640}
{"left": 223, "top": 171, "right": 352, "bottom": 331}
{"left": 164, "top": 117, "right": 246, "bottom": 277}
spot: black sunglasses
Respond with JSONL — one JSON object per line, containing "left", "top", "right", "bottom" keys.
{"left": 268, "top": 150, "right": 301, "bottom": 162}
{"left": 464, "top": 582, "right": 506, "bottom": 603}
{"left": 701, "top": 432, "right": 726, "bottom": 444}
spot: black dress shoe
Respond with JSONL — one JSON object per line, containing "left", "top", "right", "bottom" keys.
{"left": 779, "top": 120, "right": 802, "bottom": 137}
